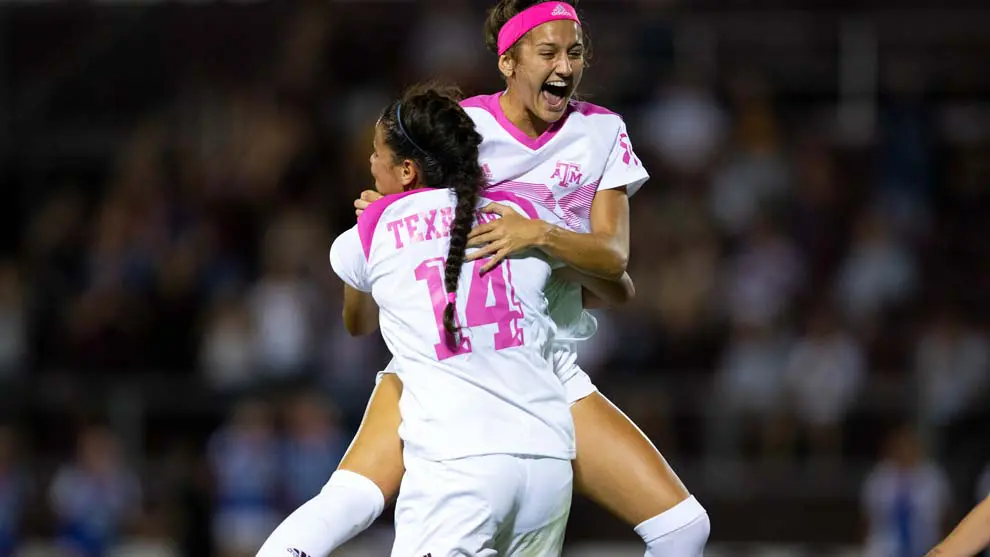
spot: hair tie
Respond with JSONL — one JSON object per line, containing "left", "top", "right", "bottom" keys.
{"left": 395, "top": 102, "right": 428, "bottom": 155}
{"left": 446, "top": 291, "right": 456, "bottom": 306}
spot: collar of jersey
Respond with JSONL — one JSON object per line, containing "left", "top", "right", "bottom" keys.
{"left": 490, "top": 91, "right": 571, "bottom": 151}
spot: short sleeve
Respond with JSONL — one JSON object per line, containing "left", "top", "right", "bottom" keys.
{"left": 329, "top": 226, "right": 371, "bottom": 292}
{"left": 598, "top": 119, "right": 649, "bottom": 197}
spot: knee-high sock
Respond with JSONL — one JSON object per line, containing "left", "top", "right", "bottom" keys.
{"left": 635, "top": 495, "right": 711, "bottom": 557}
{"left": 255, "top": 470, "right": 386, "bottom": 557}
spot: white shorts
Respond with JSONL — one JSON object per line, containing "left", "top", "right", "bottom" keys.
{"left": 551, "top": 343, "right": 598, "bottom": 404}
{"left": 377, "top": 347, "right": 598, "bottom": 405}
{"left": 391, "top": 452, "right": 572, "bottom": 557}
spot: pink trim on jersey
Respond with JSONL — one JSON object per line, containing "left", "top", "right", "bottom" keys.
{"left": 462, "top": 92, "right": 566, "bottom": 151}
{"left": 485, "top": 180, "right": 557, "bottom": 215}
{"left": 461, "top": 93, "right": 621, "bottom": 151}
{"left": 482, "top": 190, "right": 539, "bottom": 220}
{"left": 358, "top": 189, "right": 541, "bottom": 258}
{"left": 557, "top": 178, "right": 600, "bottom": 232}
{"left": 569, "top": 100, "right": 618, "bottom": 117}
{"left": 357, "top": 189, "right": 436, "bottom": 260}
{"left": 496, "top": 2, "right": 580, "bottom": 56}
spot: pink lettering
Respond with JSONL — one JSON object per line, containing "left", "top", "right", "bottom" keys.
{"left": 415, "top": 258, "right": 471, "bottom": 359}
{"left": 386, "top": 219, "right": 406, "bottom": 249}
{"left": 466, "top": 257, "right": 524, "bottom": 350}
{"left": 475, "top": 210, "right": 498, "bottom": 224}
{"left": 439, "top": 207, "right": 454, "bottom": 237}
{"left": 422, "top": 209, "right": 440, "bottom": 240}
{"left": 414, "top": 256, "right": 524, "bottom": 360}
{"left": 551, "top": 162, "right": 583, "bottom": 187}
{"left": 403, "top": 214, "right": 423, "bottom": 243}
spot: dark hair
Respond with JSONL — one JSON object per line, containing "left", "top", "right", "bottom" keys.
{"left": 483, "top": 0, "right": 589, "bottom": 59}
{"left": 378, "top": 83, "right": 485, "bottom": 336}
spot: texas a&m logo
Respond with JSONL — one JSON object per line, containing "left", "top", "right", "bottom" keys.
{"left": 550, "top": 161, "right": 582, "bottom": 187}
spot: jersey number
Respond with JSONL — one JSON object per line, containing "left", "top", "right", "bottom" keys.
{"left": 414, "top": 257, "right": 525, "bottom": 360}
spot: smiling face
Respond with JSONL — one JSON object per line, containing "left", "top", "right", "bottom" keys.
{"left": 500, "top": 19, "right": 585, "bottom": 131}
{"left": 369, "top": 122, "right": 417, "bottom": 195}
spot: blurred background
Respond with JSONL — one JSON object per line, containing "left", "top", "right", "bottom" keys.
{"left": 1, "top": 0, "right": 990, "bottom": 556}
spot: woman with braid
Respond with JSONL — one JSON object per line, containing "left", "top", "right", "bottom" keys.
{"left": 326, "top": 84, "right": 601, "bottom": 555}
{"left": 259, "top": 2, "right": 710, "bottom": 556}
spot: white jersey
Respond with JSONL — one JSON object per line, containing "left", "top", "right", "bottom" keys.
{"left": 330, "top": 187, "right": 574, "bottom": 462}
{"left": 462, "top": 92, "right": 649, "bottom": 341}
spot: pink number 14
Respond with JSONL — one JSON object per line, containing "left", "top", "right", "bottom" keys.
{"left": 414, "top": 257, "right": 525, "bottom": 360}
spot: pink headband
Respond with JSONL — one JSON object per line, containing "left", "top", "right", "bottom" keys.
{"left": 497, "top": 2, "right": 581, "bottom": 56}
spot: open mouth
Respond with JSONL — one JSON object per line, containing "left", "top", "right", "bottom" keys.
{"left": 541, "top": 82, "right": 570, "bottom": 111}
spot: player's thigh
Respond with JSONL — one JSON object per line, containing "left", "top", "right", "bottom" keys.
{"left": 570, "top": 391, "right": 690, "bottom": 526}
{"left": 337, "top": 373, "right": 405, "bottom": 500}
{"left": 505, "top": 457, "right": 572, "bottom": 556}
{"left": 391, "top": 455, "right": 501, "bottom": 557}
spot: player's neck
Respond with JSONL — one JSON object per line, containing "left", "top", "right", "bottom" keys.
{"left": 499, "top": 92, "right": 551, "bottom": 138}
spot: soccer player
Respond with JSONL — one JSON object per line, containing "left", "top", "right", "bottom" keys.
{"left": 322, "top": 83, "right": 610, "bottom": 556}
{"left": 925, "top": 495, "right": 990, "bottom": 557}
{"left": 257, "top": 2, "right": 709, "bottom": 556}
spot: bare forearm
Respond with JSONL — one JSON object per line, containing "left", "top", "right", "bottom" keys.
{"left": 536, "top": 224, "right": 628, "bottom": 281}
{"left": 342, "top": 285, "right": 378, "bottom": 336}
{"left": 553, "top": 267, "right": 634, "bottom": 307}
{"left": 927, "top": 496, "right": 990, "bottom": 557}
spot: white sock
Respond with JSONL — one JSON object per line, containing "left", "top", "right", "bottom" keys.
{"left": 256, "top": 470, "right": 386, "bottom": 557}
{"left": 635, "top": 495, "right": 711, "bottom": 557}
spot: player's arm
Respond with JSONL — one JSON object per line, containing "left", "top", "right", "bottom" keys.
{"left": 329, "top": 226, "right": 378, "bottom": 336}
{"left": 467, "top": 187, "right": 630, "bottom": 281}
{"left": 926, "top": 495, "right": 990, "bottom": 557}
{"left": 468, "top": 119, "right": 645, "bottom": 280}
{"left": 538, "top": 187, "right": 631, "bottom": 281}
{"left": 552, "top": 266, "right": 635, "bottom": 308}
{"left": 342, "top": 285, "right": 379, "bottom": 336}
{"left": 357, "top": 188, "right": 633, "bottom": 282}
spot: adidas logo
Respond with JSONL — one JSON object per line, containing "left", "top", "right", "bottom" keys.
{"left": 551, "top": 3, "right": 571, "bottom": 16}
{"left": 287, "top": 549, "right": 313, "bottom": 557}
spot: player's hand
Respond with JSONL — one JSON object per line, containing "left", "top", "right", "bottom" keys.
{"left": 354, "top": 190, "right": 383, "bottom": 217}
{"left": 466, "top": 203, "right": 550, "bottom": 274}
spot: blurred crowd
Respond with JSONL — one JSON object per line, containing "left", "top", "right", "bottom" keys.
{"left": 2, "top": 0, "right": 990, "bottom": 555}
{"left": 0, "top": 393, "right": 349, "bottom": 557}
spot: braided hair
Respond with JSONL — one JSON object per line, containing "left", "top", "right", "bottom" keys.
{"left": 378, "top": 84, "right": 486, "bottom": 335}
